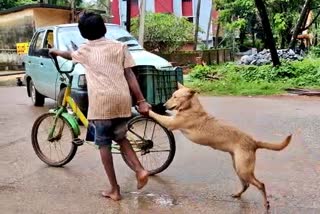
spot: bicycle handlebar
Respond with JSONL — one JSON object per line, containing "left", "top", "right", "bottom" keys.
{"left": 49, "top": 54, "right": 76, "bottom": 74}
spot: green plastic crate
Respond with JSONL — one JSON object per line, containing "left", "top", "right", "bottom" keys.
{"left": 133, "top": 66, "right": 183, "bottom": 106}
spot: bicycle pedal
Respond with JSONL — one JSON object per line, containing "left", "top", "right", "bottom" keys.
{"left": 72, "top": 138, "right": 84, "bottom": 146}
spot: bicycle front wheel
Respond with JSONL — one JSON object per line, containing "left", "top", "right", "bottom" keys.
{"left": 122, "top": 116, "right": 176, "bottom": 175}
{"left": 31, "top": 113, "right": 77, "bottom": 167}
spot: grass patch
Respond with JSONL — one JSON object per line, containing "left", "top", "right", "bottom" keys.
{"left": 185, "top": 79, "right": 290, "bottom": 96}
{"left": 186, "top": 58, "right": 320, "bottom": 96}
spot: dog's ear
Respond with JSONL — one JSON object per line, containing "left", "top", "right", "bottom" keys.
{"left": 177, "top": 82, "right": 185, "bottom": 89}
{"left": 188, "top": 89, "right": 198, "bottom": 96}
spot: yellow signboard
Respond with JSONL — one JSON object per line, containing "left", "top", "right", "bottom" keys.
{"left": 16, "top": 42, "right": 30, "bottom": 55}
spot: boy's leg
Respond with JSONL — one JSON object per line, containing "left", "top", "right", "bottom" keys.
{"left": 99, "top": 145, "right": 121, "bottom": 201}
{"left": 117, "top": 138, "right": 149, "bottom": 190}
{"left": 91, "top": 120, "right": 121, "bottom": 201}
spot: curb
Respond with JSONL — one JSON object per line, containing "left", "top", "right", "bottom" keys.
{"left": 0, "top": 71, "right": 25, "bottom": 77}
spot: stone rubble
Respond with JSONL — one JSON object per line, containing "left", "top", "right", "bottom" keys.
{"left": 240, "top": 49, "right": 304, "bottom": 66}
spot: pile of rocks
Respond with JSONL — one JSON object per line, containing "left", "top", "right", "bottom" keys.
{"left": 240, "top": 49, "right": 303, "bottom": 66}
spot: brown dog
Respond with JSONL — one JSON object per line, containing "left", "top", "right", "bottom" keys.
{"left": 149, "top": 83, "right": 292, "bottom": 209}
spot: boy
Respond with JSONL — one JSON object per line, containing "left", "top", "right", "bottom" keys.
{"left": 50, "top": 12, "right": 149, "bottom": 201}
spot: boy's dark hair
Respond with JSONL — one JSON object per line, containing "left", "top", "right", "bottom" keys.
{"left": 78, "top": 12, "right": 106, "bottom": 40}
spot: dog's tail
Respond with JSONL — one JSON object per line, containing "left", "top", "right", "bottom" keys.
{"left": 256, "top": 135, "right": 292, "bottom": 151}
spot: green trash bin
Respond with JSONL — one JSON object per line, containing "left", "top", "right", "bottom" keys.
{"left": 133, "top": 65, "right": 183, "bottom": 113}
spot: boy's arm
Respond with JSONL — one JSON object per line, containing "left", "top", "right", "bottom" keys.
{"left": 49, "top": 49, "right": 72, "bottom": 60}
{"left": 124, "top": 68, "right": 150, "bottom": 115}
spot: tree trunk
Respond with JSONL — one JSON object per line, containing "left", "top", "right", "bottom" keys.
{"left": 251, "top": 31, "right": 255, "bottom": 47}
{"left": 193, "top": 0, "right": 201, "bottom": 50}
{"left": 288, "top": 0, "right": 311, "bottom": 49}
{"left": 215, "top": 23, "right": 220, "bottom": 48}
{"left": 315, "top": 21, "right": 318, "bottom": 46}
{"left": 254, "top": 0, "right": 280, "bottom": 66}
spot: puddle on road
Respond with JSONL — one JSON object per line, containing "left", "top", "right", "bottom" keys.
{"left": 129, "top": 191, "right": 177, "bottom": 207}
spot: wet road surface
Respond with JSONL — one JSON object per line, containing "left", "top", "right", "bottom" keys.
{"left": 0, "top": 87, "right": 319, "bottom": 213}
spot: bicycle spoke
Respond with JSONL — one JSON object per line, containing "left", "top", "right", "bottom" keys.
{"left": 124, "top": 116, "right": 175, "bottom": 175}
{"left": 33, "top": 114, "right": 75, "bottom": 165}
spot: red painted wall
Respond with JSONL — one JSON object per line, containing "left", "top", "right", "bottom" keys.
{"left": 182, "top": 0, "right": 193, "bottom": 17}
{"left": 111, "top": 0, "right": 120, "bottom": 24}
{"left": 155, "top": 0, "right": 173, "bottom": 13}
{"left": 131, "top": 0, "right": 140, "bottom": 17}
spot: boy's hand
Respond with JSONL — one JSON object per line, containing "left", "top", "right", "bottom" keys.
{"left": 137, "top": 101, "right": 151, "bottom": 116}
{"left": 48, "top": 49, "right": 58, "bottom": 57}
{"left": 48, "top": 49, "right": 72, "bottom": 60}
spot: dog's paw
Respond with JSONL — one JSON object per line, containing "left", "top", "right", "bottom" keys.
{"left": 264, "top": 201, "right": 270, "bottom": 210}
{"left": 231, "top": 193, "right": 241, "bottom": 198}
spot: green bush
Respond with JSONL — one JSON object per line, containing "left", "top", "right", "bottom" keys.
{"left": 186, "top": 58, "right": 320, "bottom": 95}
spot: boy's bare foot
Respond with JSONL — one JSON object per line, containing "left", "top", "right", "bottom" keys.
{"left": 101, "top": 185, "right": 121, "bottom": 201}
{"left": 136, "top": 170, "right": 149, "bottom": 190}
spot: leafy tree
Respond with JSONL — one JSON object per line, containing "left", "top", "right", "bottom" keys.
{"left": 131, "top": 13, "right": 195, "bottom": 53}
{"left": 0, "top": 0, "right": 82, "bottom": 10}
{"left": 0, "top": 0, "right": 34, "bottom": 10}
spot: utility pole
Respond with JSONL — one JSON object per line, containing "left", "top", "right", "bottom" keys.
{"left": 138, "top": 0, "right": 146, "bottom": 47}
{"left": 126, "top": 0, "right": 132, "bottom": 32}
{"left": 194, "top": 0, "right": 201, "bottom": 50}
{"left": 205, "top": 1, "right": 213, "bottom": 49}
{"left": 71, "top": 0, "right": 75, "bottom": 23}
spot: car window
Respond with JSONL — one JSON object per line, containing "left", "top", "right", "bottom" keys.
{"left": 35, "top": 31, "right": 45, "bottom": 50}
{"left": 44, "top": 30, "right": 54, "bottom": 48}
{"left": 57, "top": 25, "right": 143, "bottom": 51}
{"left": 29, "top": 31, "right": 45, "bottom": 56}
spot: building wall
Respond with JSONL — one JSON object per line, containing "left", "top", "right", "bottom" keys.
{"left": 0, "top": 8, "right": 71, "bottom": 49}
{"left": 112, "top": 0, "right": 120, "bottom": 24}
{"left": 116, "top": 0, "right": 215, "bottom": 46}
{"left": 0, "top": 9, "right": 34, "bottom": 49}
{"left": 33, "top": 8, "right": 70, "bottom": 28}
{"left": 155, "top": 0, "right": 173, "bottom": 13}
{"left": 173, "top": 0, "right": 182, "bottom": 17}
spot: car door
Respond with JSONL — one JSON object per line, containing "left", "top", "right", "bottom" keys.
{"left": 25, "top": 30, "right": 46, "bottom": 95}
{"left": 39, "top": 29, "right": 60, "bottom": 99}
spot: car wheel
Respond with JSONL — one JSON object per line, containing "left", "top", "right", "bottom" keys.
{"left": 29, "top": 79, "right": 45, "bottom": 106}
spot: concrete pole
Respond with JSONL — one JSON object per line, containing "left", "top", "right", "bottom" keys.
{"left": 126, "top": 0, "right": 132, "bottom": 32}
{"left": 205, "top": 1, "right": 213, "bottom": 49}
{"left": 138, "top": 0, "right": 146, "bottom": 47}
{"left": 193, "top": 0, "right": 201, "bottom": 50}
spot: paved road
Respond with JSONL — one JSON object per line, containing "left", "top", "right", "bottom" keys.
{"left": 0, "top": 87, "right": 319, "bottom": 214}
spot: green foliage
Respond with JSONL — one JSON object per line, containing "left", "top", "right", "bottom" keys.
{"left": 187, "top": 58, "right": 320, "bottom": 95}
{"left": 309, "top": 46, "right": 320, "bottom": 58}
{"left": 0, "top": 0, "right": 83, "bottom": 10}
{"left": 0, "top": 0, "right": 33, "bottom": 9}
{"left": 131, "top": 13, "right": 195, "bottom": 53}
{"left": 215, "top": 0, "right": 320, "bottom": 49}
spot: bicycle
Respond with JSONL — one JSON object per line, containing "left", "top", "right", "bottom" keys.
{"left": 31, "top": 51, "right": 176, "bottom": 175}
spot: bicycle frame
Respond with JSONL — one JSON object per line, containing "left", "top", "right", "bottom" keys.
{"left": 48, "top": 77, "right": 147, "bottom": 153}
{"left": 61, "top": 85, "right": 89, "bottom": 128}
{"left": 46, "top": 56, "right": 156, "bottom": 153}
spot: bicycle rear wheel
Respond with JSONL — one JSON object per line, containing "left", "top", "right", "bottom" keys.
{"left": 31, "top": 113, "right": 77, "bottom": 167}
{"left": 122, "top": 116, "right": 176, "bottom": 175}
